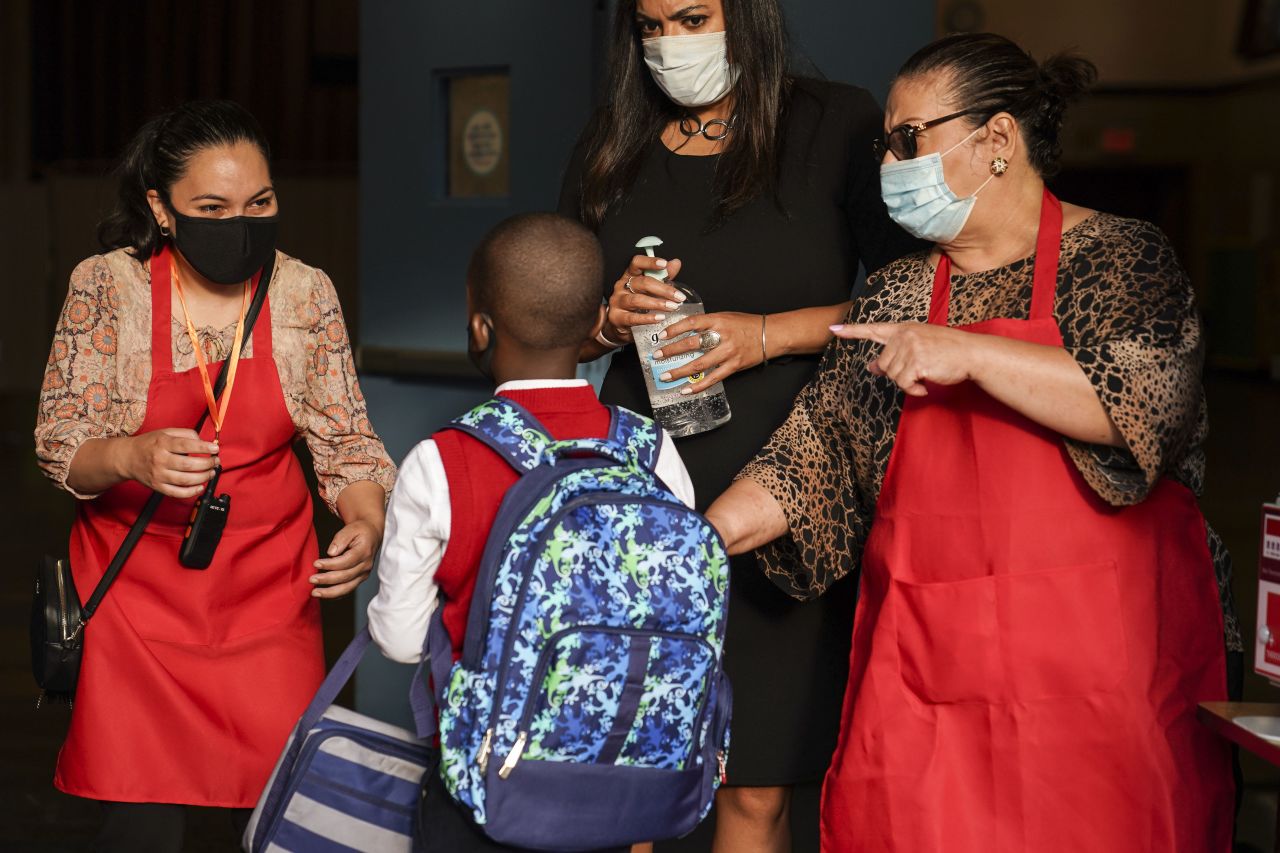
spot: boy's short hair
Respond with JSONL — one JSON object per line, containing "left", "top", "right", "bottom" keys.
{"left": 467, "top": 213, "right": 604, "bottom": 349}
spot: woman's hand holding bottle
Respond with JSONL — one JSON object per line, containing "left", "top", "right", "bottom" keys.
{"left": 602, "top": 254, "right": 685, "bottom": 342}
{"left": 602, "top": 253, "right": 765, "bottom": 392}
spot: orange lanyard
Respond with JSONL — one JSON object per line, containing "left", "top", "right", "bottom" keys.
{"left": 171, "top": 259, "right": 250, "bottom": 439}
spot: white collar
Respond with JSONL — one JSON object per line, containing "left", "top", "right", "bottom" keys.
{"left": 494, "top": 378, "right": 590, "bottom": 394}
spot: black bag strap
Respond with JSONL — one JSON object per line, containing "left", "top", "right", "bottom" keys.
{"left": 79, "top": 254, "right": 275, "bottom": 622}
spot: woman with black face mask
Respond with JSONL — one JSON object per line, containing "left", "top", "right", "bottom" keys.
{"left": 33, "top": 100, "right": 396, "bottom": 851}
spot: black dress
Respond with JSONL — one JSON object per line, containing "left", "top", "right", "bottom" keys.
{"left": 558, "top": 78, "right": 920, "bottom": 785}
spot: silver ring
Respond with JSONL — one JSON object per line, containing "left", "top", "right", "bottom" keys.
{"left": 623, "top": 275, "right": 637, "bottom": 294}
{"left": 699, "top": 330, "right": 722, "bottom": 350}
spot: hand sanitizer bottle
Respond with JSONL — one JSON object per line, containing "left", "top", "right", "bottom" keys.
{"left": 630, "top": 236, "right": 731, "bottom": 438}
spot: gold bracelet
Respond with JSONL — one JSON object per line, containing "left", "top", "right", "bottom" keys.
{"left": 760, "top": 314, "right": 769, "bottom": 365}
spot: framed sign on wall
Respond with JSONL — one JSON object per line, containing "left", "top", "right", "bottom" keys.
{"left": 445, "top": 70, "right": 510, "bottom": 198}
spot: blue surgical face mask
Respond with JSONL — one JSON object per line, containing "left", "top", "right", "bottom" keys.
{"left": 879, "top": 128, "right": 995, "bottom": 243}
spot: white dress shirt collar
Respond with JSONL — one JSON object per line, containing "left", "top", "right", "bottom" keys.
{"left": 494, "top": 378, "right": 590, "bottom": 394}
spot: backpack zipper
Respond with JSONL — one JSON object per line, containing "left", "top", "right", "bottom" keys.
{"left": 497, "top": 731, "right": 527, "bottom": 779}
{"left": 476, "top": 728, "right": 493, "bottom": 773}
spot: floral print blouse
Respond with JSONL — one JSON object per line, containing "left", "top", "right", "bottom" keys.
{"left": 740, "top": 213, "right": 1242, "bottom": 652}
{"left": 36, "top": 249, "right": 396, "bottom": 511}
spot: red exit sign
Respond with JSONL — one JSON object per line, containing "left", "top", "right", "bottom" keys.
{"left": 1101, "top": 128, "right": 1137, "bottom": 153}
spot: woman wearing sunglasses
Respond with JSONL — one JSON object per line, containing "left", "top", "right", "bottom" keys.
{"left": 559, "top": 2, "right": 920, "bottom": 850}
{"left": 705, "top": 32, "right": 1236, "bottom": 852}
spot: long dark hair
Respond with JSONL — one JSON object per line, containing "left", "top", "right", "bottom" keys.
{"left": 896, "top": 33, "right": 1096, "bottom": 178}
{"left": 576, "top": 0, "right": 790, "bottom": 230}
{"left": 97, "top": 100, "right": 272, "bottom": 258}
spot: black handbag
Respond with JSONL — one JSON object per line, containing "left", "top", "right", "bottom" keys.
{"left": 31, "top": 256, "right": 273, "bottom": 705}
{"left": 31, "top": 555, "right": 85, "bottom": 698}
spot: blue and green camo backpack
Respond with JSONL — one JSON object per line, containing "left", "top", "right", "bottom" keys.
{"left": 410, "top": 396, "right": 731, "bottom": 851}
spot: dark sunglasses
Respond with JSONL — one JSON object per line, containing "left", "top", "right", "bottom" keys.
{"left": 872, "top": 109, "right": 982, "bottom": 162}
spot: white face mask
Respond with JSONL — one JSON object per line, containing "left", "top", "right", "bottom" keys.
{"left": 642, "top": 31, "right": 739, "bottom": 108}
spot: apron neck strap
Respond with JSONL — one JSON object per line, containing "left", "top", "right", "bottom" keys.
{"left": 928, "top": 187, "right": 1064, "bottom": 326}
{"left": 149, "top": 245, "right": 174, "bottom": 375}
{"left": 147, "top": 246, "right": 275, "bottom": 369}
{"left": 1029, "top": 188, "right": 1063, "bottom": 321}
{"left": 252, "top": 275, "right": 273, "bottom": 358}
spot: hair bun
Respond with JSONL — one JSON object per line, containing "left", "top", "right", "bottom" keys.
{"left": 1036, "top": 53, "right": 1097, "bottom": 120}
{"left": 1027, "top": 52, "right": 1097, "bottom": 168}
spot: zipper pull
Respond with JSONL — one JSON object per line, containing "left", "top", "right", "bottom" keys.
{"left": 717, "top": 750, "right": 727, "bottom": 785}
{"left": 476, "top": 728, "right": 494, "bottom": 773}
{"left": 498, "top": 731, "right": 528, "bottom": 779}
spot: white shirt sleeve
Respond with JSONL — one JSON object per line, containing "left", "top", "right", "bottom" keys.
{"left": 653, "top": 429, "right": 696, "bottom": 509}
{"left": 366, "top": 440, "right": 451, "bottom": 664}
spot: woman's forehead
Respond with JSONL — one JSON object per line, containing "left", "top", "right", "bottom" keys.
{"left": 637, "top": 0, "right": 718, "bottom": 18}
{"left": 170, "top": 142, "right": 270, "bottom": 202}
{"left": 179, "top": 143, "right": 269, "bottom": 184}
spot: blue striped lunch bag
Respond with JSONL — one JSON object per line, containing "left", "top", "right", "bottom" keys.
{"left": 244, "top": 627, "right": 433, "bottom": 852}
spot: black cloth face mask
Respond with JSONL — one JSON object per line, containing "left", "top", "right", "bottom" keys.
{"left": 170, "top": 210, "right": 279, "bottom": 285}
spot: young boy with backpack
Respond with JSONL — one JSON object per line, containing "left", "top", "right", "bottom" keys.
{"left": 367, "top": 213, "right": 730, "bottom": 852}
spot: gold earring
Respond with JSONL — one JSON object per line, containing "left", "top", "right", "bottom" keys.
{"left": 990, "top": 157, "right": 1009, "bottom": 176}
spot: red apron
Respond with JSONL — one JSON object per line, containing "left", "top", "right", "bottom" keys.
{"left": 55, "top": 247, "right": 324, "bottom": 807}
{"left": 821, "top": 191, "right": 1233, "bottom": 852}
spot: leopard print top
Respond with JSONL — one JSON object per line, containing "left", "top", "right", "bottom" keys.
{"left": 740, "top": 212, "right": 1242, "bottom": 652}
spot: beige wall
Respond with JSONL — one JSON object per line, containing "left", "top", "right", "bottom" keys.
{"left": 943, "top": 0, "right": 1280, "bottom": 85}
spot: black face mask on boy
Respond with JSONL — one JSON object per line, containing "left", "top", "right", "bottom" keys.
{"left": 170, "top": 210, "right": 279, "bottom": 285}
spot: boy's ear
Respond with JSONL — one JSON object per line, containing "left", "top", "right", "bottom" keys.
{"left": 467, "top": 311, "right": 492, "bottom": 352}
{"left": 588, "top": 303, "right": 607, "bottom": 341}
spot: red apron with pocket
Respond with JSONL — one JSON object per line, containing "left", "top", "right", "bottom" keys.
{"left": 55, "top": 247, "right": 324, "bottom": 807}
{"left": 821, "top": 192, "right": 1233, "bottom": 852}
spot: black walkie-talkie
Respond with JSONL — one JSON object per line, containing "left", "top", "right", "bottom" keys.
{"left": 179, "top": 468, "right": 230, "bottom": 570}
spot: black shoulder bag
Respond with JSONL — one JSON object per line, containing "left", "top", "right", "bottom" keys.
{"left": 31, "top": 257, "right": 274, "bottom": 705}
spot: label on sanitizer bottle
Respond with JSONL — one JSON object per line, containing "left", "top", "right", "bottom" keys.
{"left": 650, "top": 344, "right": 706, "bottom": 391}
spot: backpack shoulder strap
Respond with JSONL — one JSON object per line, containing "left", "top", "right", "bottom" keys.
{"left": 608, "top": 406, "right": 661, "bottom": 473}
{"left": 442, "top": 396, "right": 553, "bottom": 474}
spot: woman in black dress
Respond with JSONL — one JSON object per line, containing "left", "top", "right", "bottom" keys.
{"left": 558, "top": 1, "right": 918, "bottom": 849}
